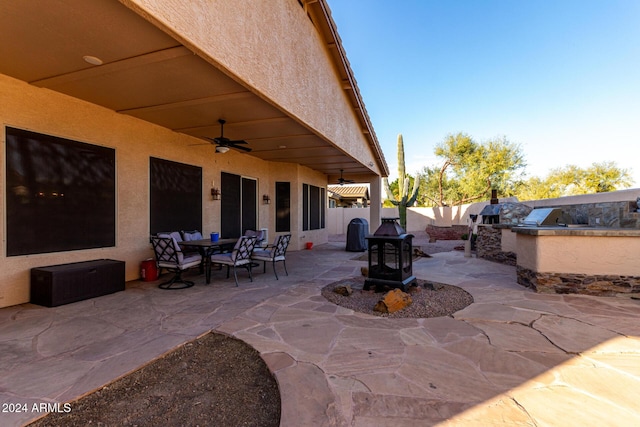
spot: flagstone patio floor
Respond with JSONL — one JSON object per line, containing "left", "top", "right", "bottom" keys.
{"left": 2, "top": 236, "right": 640, "bottom": 426}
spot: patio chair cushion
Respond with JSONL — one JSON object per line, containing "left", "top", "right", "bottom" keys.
{"left": 251, "top": 249, "right": 285, "bottom": 262}
{"left": 158, "top": 252, "right": 201, "bottom": 270}
{"left": 158, "top": 231, "right": 183, "bottom": 242}
{"left": 210, "top": 235, "right": 257, "bottom": 266}
{"left": 210, "top": 252, "right": 234, "bottom": 264}
{"left": 210, "top": 252, "right": 251, "bottom": 266}
{"left": 182, "top": 230, "right": 203, "bottom": 241}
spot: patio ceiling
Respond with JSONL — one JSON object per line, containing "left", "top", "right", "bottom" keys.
{"left": 0, "top": 0, "right": 385, "bottom": 178}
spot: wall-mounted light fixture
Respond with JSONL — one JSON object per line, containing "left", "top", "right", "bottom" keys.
{"left": 263, "top": 194, "right": 271, "bottom": 204}
{"left": 211, "top": 187, "right": 221, "bottom": 200}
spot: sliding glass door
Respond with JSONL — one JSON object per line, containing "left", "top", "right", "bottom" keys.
{"left": 221, "top": 172, "right": 257, "bottom": 238}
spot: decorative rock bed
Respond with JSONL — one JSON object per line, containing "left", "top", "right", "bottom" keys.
{"left": 321, "top": 277, "right": 474, "bottom": 318}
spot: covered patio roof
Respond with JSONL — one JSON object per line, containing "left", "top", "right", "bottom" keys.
{"left": 0, "top": 0, "right": 388, "bottom": 179}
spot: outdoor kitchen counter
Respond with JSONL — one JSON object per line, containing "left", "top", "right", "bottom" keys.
{"left": 511, "top": 226, "right": 640, "bottom": 237}
{"left": 512, "top": 226, "right": 640, "bottom": 295}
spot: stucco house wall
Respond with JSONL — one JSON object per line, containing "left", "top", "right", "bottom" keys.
{"left": 0, "top": 74, "right": 326, "bottom": 307}
{"left": 516, "top": 233, "right": 640, "bottom": 276}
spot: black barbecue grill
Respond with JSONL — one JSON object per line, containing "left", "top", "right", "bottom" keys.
{"left": 521, "top": 208, "right": 563, "bottom": 226}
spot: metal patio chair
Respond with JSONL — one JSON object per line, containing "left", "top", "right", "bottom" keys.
{"left": 151, "top": 236, "right": 202, "bottom": 289}
{"left": 209, "top": 235, "right": 258, "bottom": 286}
{"left": 251, "top": 234, "right": 291, "bottom": 280}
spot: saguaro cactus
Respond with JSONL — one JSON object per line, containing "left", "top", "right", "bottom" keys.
{"left": 383, "top": 134, "right": 420, "bottom": 231}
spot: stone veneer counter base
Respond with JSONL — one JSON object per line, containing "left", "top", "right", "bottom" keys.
{"left": 517, "top": 265, "right": 640, "bottom": 296}
{"left": 513, "top": 226, "right": 640, "bottom": 296}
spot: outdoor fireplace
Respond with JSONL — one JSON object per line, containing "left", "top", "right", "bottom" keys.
{"left": 479, "top": 189, "right": 501, "bottom": 224}
{"left": 364, "top": 218, "right": 416, "bottom": 292}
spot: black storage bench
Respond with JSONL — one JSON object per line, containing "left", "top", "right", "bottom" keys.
{"left": 30, "top": 259, "right": 125, "bottom": 307}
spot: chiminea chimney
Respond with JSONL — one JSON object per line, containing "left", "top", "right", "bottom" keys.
{"left": 490, "top": 189, "right": 499, "bottom": 205}
{"left": 374, "top": 217, "right": 405, "bottom": 236}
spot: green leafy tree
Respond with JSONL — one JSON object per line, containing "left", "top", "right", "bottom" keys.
{"left": 580, "top": 161, "right": 633, "bottom": 193}
{"left": 514, "top": 161, "right": 633, "bottom": 200}
{"left": 383, "top": 179, "right": 398, "bottom": 208}
{"left": 418, "top": 133, "right": 526, "bottom": 206}
{"left": 383, "top": 134, "right": 420, "bottom": 230}
{"left": 511, "top": 176, "right": 562, "bottom": 201}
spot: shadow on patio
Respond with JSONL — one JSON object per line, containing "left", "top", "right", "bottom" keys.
{"left": 1, "top": 237, "right": 640, "bottom": 426}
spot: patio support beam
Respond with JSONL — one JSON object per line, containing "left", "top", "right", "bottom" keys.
{"left": 369, "top": 176, "right": 382, "bottom": 233}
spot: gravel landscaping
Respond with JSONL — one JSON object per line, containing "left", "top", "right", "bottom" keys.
{"left": 321, "top": 276, "right": 474, "bottom": 318}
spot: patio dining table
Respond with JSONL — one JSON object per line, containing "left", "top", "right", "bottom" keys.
{"left": 179, "top": 238, "right": 237, "bottom": 284}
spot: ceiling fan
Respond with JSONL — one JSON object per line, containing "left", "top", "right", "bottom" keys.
{"left": 337, "top": 169, "right": 355, "bottom": 185}
{"left": 205, "top": 119, "right": 251, "bottom": 153}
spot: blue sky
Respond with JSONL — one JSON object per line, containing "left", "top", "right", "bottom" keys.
{"left": 327, "top": 0, "right": 640, "bottom": 186}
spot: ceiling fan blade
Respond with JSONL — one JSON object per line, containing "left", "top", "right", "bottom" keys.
{"left": 231, "top": 144, "right": 252, "bottom": 152}
{"left": 228, "top": 139, "right": 248, "bottom": 145}
{"left": 337, "top": 169, "right": 355, "bottom": 184}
